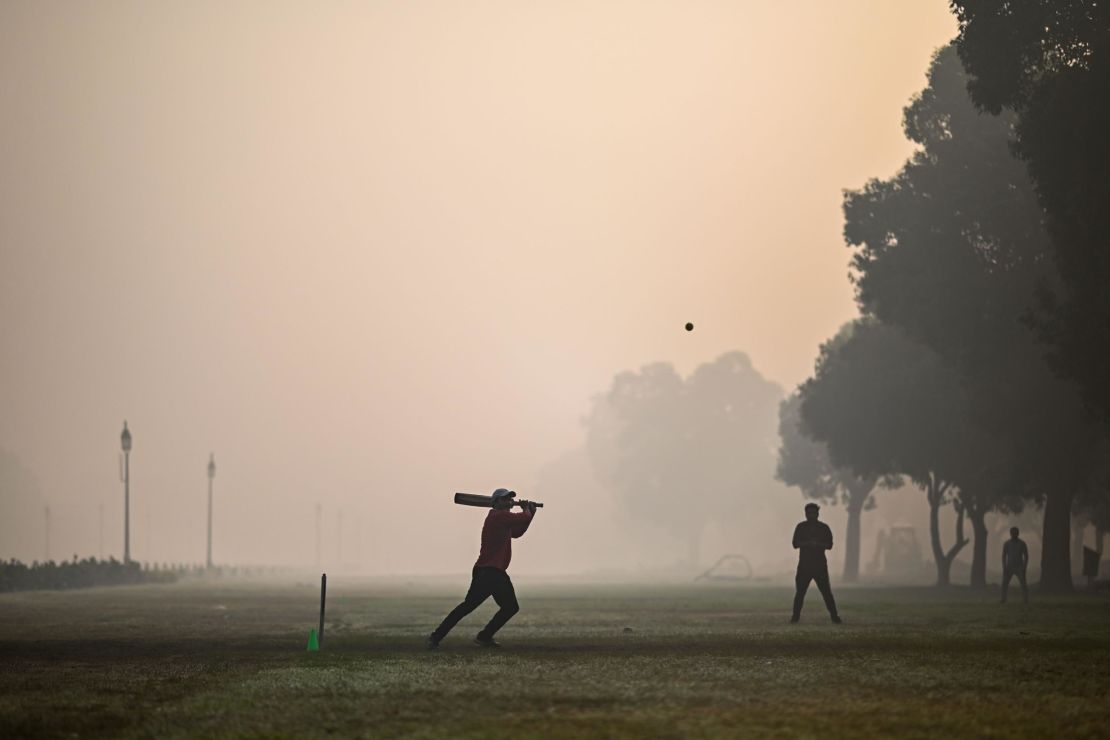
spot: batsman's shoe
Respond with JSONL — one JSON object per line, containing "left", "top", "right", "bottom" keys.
{"left": 425, "top": 634, "right": 440, "bottom": 650}
{"left": 831, "top": 615, "right": 843, "bottom": 624}
{"left": 789, "top": 615, "right": 800, "bottom": 624}
{"left": 473, "top": 635, "right": 501, "bottom": 648}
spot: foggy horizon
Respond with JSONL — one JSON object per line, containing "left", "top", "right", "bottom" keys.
{"left": 1, "top": 1, "right": 959, "bottom": 573}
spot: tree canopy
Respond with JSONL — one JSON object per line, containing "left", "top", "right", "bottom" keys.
{"left": 586, "top": 352, "right": 782, "bottom": 567}
{"left": 841, "top": 43, "right": 1105, "bottom": 590}
{"left": 951, "top": 1, "right": 1110, "bottom": 428}
{"left": 798, "top": 319, "right": 982, "bottom": 586}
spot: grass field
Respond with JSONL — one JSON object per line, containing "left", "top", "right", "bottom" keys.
{"left": 1, "top": 577, "right": 1109, "bottom": 738}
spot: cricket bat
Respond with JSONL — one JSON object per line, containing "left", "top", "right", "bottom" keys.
{"left": 454, "top": 492, "right": 544, "bottom": 508}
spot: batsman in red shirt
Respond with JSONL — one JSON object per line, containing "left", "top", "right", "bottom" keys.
{"left": 427, "top": 488, "right": 537, "bottom": 648}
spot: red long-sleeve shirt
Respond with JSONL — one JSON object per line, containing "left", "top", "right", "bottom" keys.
{"left": 474, "top": 508, "right": 534, "bottom": 570}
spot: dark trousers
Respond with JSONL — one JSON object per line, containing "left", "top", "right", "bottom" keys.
{"left": 432, "top": 566, "right": 519, "bottom": 641}
{"left": 793, "top": 562, "right": 838, "bottom": 618}
{"left": 1001, "top": 567, "right": 1028, "bottom": 603}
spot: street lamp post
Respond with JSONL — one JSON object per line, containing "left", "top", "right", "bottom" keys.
{"left": 207, "top": 453, "right": 216, "bottom": 569}
{"left": 121, "top": 421, "right": 132, "bottom": 564}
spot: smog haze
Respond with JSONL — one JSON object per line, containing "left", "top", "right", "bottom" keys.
{"left": 0, "top": 1, "right": 956, "bottom": 574}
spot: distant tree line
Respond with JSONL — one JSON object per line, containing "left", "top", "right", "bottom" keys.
{"left": 0, "top": 559, "right": 290, "bottom": 592}
{"left": 779, "top": 23, "right": 1110, "bottom": 593}
{"left": 0, "top": 557, "right": 177, "bottom": 592}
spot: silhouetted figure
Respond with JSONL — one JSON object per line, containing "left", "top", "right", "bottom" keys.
{"left": 791, "top": 503, "right": 841, "bottom": 623}
{"left": 427, "top": 488, "right": 536, "bottom": 648}
{"left": 1001, "top": 526, "right": 1029, "bottom": 604}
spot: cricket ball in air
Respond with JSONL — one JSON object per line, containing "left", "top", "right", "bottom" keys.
{"left": 685, "top": 322, "right": 694, "bottom": 332}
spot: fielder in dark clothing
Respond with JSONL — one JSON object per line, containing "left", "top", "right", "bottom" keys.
{"left": 1001, "top": 527, "right": 1029, "bottom": 604}
{"left": 427, "top": 488, "right": 536, "bottom": 648}
{"left": 791, "top": 502, "right": 842, "bottom": 624}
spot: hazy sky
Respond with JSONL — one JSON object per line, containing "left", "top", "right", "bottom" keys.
{"left": 0, "top": 1, "right": 957, "bottom": 570}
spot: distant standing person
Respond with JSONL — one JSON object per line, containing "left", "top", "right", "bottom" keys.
{"left": 791, "top": 503, "right": 842, "bottom": 624}
{"left": 427, "top": 488, "right": 537, "bottom": 648}
{"left": 1001, "top": 527, "right": 1029, "bottom": 604}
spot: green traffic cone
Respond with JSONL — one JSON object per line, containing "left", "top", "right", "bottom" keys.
{"left": 307, "top": 628, "right": 319, "bottom": 651}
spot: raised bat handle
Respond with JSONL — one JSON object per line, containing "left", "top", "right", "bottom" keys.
{"left": 514, "top": 500, "right": 544, "bottom": 509}
{"left": 454, "top": 492, "right": 544, "bottom": 508}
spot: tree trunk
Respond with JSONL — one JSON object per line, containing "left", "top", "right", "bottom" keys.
{"left": 926, "top": 475, "right": 968, "bottom": 587}
{"left": 968, "top": 504, "right": 988, "bottom": 590}
{"left": 843, "top": 499, "right": 862, "bottom": 583}
{"left": 927, "top": 475, "right": 949, "bottom": 587}
{"left": 1070, "top": 514, "right": 1088, "bottom": 578}
{"left": 1040, "top": 490, "right": 1075, "bottom": 592}
{"left": 936, "top": 546, "right": 953, "bottom": 586}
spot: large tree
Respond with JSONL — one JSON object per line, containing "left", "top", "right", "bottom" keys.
{"left": 777, "top": 390, "right": 878, "bottom": 582}
{"left": 951, "top": 1, "right": 1110, "bottom": 429}
{"left": 798, "top": 320, "right": 978, "bottom": 587}
{"left": 585, "top": 353, "right": 782, "bottom": 568}
{"left": 843, "top": 45, "right": 1102, "bottom": 591}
